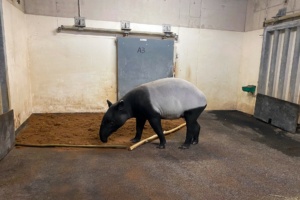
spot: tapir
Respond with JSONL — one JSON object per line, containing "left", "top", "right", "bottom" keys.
{"left": 99, "top": 78, "right": 207, "bottom": 149}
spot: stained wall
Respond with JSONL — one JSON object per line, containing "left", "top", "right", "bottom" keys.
{"left": 21, "top": 0, "right": 248, "bottom": 113}
{"left": 6, "top": 0, "right": 299, "bottom": 128}
{"left": 2, "top": 0, "right": 32, "bottom": 128}
{"left": 27, "top": 16, "right": 243, "bottom": 112}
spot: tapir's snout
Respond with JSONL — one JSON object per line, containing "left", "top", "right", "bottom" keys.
{"left": 99, "top": 130, "right": 108, "bottom": 143}
{"left": 99, "top": 125, "right": 109, "bottom": 143}
{"left": 100, "top": 138, "right": 107, "bottom": 143}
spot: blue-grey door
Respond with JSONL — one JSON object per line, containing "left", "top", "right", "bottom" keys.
{"left": 117, "top": 37, "right": 174, "bottom": 99}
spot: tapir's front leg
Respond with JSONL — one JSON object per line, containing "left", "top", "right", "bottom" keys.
{"left": 148, "top": 117, "right": 166, "bottom": 149}
{"left": 130, "top": 117, "right": 146, "bottom": 143}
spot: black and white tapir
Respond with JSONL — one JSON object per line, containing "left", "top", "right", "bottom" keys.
{"left": 99, "top": 78, "right": 207, "bottom": 149}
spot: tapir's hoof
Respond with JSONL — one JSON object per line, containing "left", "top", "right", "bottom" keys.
{"left": 191, "top": 141, "right": 198, "bottom": 145}
{"left": 156, "top": 144, "right": 165, "bottom": 149}
{"left": 130, "top": 138, "right": 140, "bottom": 143}
{"left": 179, "top": 144, "right": 190, "bottom": 149}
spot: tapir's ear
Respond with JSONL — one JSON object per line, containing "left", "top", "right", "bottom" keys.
{"left": 117, "top": 100, "right": 124, "bottom": 111}
{"left": 107, "top": 100, "right": 112, "bottom": 107}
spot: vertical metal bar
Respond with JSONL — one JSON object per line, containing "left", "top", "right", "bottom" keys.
{"left": 78, "top": 0, "right": 81, "bottom": 17}
{"left": 267, "top": 30, "right": 280, "bottom": 96}
{"left": 298, "top": 84, "right": 300, "bottom": 105}
{"left": 258, "top": 30, "right": 271, "bottom": 94}
{"left": 288, "top": 26, "right": 300, "bottom": 102}
{"left": 0, "top": 1, "right": 9, "bottom": 113}
{"left": 277, "top": 28, "right": 291, "bottom": 99}
{"left": 294, "top": 66, "right": 300, "bottom": 104}
{"left": 0, "top": 86, "right": 2, "bottom": 113}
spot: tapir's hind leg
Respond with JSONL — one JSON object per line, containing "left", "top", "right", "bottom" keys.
{"left": 190, "top": 122, "right": 200, "bottom": 145}
{"left": 180, "top": 105, "right": 206, "bottom": 149}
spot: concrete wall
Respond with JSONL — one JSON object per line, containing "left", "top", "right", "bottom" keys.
{"left": 176, "top": 27, "right": 243, "bottom": 110}
{"left": 27, "top": 15, "right": 243, "bottom": 113}
{"left": 0, "top": 0, "right": 7, "bottom": 114}
{"left": 246, "top": 0, "right": 300, "bottom": 31}
{"left": 24, "top": 0, "right": 248, "bottom": 31}
{"left": 3, "top": 0, "right": 273, "bottom": 120}
{"left": 3, "top": 0, "right": 32, "bottom": 128}
{"left": 23, "top": 0, "right": 246, "bottom": 113}
{"left": 0, "top": 0, "right": 249, "bottom": 130}
{"left": 28, "top": 16, "right": 117, "bottom": 112}
{"left": 5, "top": 0, "right": 24, "bottom": 12}
{"left": 2, "top": 0, "right": 247, "bottom": 116}
{"left": 0, "top": 110, "right": 14, "bottom": 161}
{"left": 237, "top": 29, "right": 264, "bottom": 114}
{"left": 0, "top": 88, "right": 2, "bottom": 113}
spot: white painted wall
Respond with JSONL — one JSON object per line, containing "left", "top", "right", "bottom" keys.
{"left": 25, "top": 15, "right": 243, "bottom": 113}
{"left": 2, "top": 0, "right": 271, "bottom": 125}
{"left": 176, "top": 28, "right": 243, "bottom": 110}
{"left": 3, "top": 0, "right": 32, "bottom": 128}
{"left": 237, "top": 29, "right": 264, "bottom": 114}
{"left": 27, "top": 16, "right": 117, "bottom": 113}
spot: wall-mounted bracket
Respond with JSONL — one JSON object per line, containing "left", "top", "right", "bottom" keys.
{"left": 121, "top": 21, "right": 131, "bottom": 30}
{"left": 163, "top": 24, "right": 171, "bottom": 33}
{"left": 162, "top": 24, "right": 177, "bottom": 40}
{"left": 74, "top": 17, "right": 86, "bottom": 28}
{"left": 273, "top": 7, "right": 287, "bottom": 18}
{"left": 121, "top": 21, "right": 131, "bottom": 36}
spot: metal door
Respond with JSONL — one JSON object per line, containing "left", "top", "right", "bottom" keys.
{"left": 117, "top": 37, "right": 174, "bottom": 99}
{"left": 254, "top": 20, "right": 300, "bottom": 132}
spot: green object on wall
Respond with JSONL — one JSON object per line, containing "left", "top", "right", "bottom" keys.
{"left": 242, "top": 85, "right": 256, "bottom": 94}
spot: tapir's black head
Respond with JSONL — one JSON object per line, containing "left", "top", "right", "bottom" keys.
{"left": 99, "top": 100, "right": 129, "bottom": 143}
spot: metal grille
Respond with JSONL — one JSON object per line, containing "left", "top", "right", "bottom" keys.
{"left": 258, "top": 20, "right": 300, "bottom": 104}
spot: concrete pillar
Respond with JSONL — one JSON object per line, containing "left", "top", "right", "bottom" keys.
{"left": 0, "top": 0, "right": 9, "bottom": 114}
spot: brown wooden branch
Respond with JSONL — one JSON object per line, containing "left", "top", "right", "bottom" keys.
{"left": 128, "top": 123, "right": 186, "bottom": 151}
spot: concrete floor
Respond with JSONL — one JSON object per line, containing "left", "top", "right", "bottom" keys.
{"left": 0, "top": 111, "right": 300, "bottom": 200}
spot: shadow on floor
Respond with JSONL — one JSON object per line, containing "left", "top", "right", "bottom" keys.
{"left": 209, "top": 110, "right": 300, "bottom": 157}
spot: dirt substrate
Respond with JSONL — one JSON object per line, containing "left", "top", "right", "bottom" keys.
{"left": 16, "top": 113, "right": 185, "bottom": 146}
